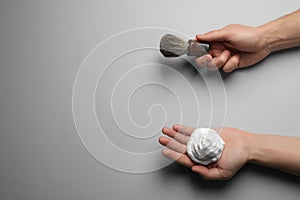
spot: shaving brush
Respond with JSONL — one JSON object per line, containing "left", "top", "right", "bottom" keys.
{"left": 159, "top": 34, "right": 210, "bottom": 57}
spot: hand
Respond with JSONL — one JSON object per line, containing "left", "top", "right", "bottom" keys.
{"left": 195, "top": 24, "right": 270, "bottom": 73}
{"left": 159, "top": 125, "right": 251, "bottom": 180}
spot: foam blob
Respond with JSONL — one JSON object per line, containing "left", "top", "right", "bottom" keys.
{"left": 187, "top": 128, "right": 225, "bottom": 165}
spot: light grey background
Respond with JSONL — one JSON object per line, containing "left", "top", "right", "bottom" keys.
{"left": 1, "top": 0, "right": 300, "bottom": 200}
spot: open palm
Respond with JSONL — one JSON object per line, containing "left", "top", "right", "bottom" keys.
{"left": 159, "top": 125, "right": 250, "bottom": 180}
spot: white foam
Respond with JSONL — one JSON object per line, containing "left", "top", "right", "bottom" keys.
{"left": 187, "top": 128, "right": 225, "bottom": 165}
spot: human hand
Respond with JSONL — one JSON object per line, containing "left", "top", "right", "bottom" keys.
{"left": 159, "top": 125, "right": 251, "bottom": 180}
{"left": 195, "top": 24, "right": 270, "bottom": 73}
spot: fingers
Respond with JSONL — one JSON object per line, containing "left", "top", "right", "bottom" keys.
{"left": 195, "top": 50, "right": 231, "bottom": 71}
{"left": 207, "top": 50, "right": 231, "bottom": 71}
{"left": 222, "top": 54, "right": 240, "bottom": 73}
{"left": 159, "top": 136, "right": 186, "bottom": 154}
{"left": 162, "top": 127, "right": 189, "bottom": 144}
{"left": 162, "top": 148, "right": 194, "bottom": 168}
{"left": 196, "top": 27, "right": 240, "bottom": 73}
{"left": 160, "top": 126, "right": 195, "bottom": 168}
{"left": 172, "top": 124, "right": 195, "bottom": 136}
{"left": 195, "top": 54, "right": 212, "bottom": 67}
{"left": 195, "top": 50, "right": 240, "bottom": 72}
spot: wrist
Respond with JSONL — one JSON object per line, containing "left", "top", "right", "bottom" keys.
{"left": 256, "top": 22, "right": 285, "bottom": 53}
{"left": 257, "top": 9, "right": 300, "bottom": 52}
{"left": 245, "top": 132, "right": 261, "bottom": 163}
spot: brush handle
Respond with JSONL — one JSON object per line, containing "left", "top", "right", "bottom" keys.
{"left": 187, "top": 39, "right": 210, "bottom": 56}
{"left": 198, "top": 42, "right": 210, "bottom": 51}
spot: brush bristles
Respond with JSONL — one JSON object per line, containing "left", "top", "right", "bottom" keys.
{"left": 160, "top": 34, "right": 188, "bottom": 57}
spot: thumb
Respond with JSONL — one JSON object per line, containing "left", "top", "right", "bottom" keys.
{"left": 196, "top": 29, "right": 229, "bottom": 42}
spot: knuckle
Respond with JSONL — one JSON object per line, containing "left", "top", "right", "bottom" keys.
{"left": 195, "top": 58, "right": 203, "bottom": 67}
{"left": 223, "top": 67, "right": 231, "bottom": 73}
{"left": 195, "top": 56, "right": 210, "bottom": 67}
{"left": 225, "top": 24, "right": 238, "bottom": 29}
{"left": 205, "top": 30, "right": 218, "bottom": 41}
{"left": 220, "top": 55, "right": 228, "bottom": 63}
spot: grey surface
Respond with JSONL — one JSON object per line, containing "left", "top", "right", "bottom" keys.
{"left": 1, "top": 0, "right": 300, "bottom": 200}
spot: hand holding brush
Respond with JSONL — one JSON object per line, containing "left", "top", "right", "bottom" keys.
{"left": 160, "top": 24, "right": 271, "bottom": 73}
